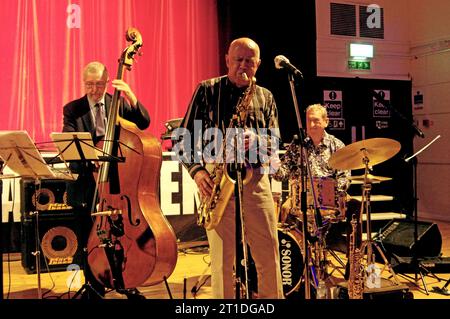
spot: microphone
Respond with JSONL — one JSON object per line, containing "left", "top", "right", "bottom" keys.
{"left": 274, "top": 55, "right": 303, "bottom": 78}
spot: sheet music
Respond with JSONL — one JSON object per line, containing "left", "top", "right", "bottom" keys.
{"left": 0, "top": 131, "right": 56, "bottom": 178}
{"left": 50, "top": 132, "right": 101, "bottom": 161}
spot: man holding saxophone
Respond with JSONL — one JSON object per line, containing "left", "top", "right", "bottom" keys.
{"left": 177, "top": 37, "right": 284, "bottom": 299}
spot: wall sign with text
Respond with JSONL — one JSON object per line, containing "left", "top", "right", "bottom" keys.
{"left": 372, "top": 89, "right": 391, "bottom": 130}
{"left": 323, "top": 90, "right": 345, "bottom": 130}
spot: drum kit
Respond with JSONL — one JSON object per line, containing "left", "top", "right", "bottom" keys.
{"left": 275, "top": 137, "right": 402, "bottom": 298}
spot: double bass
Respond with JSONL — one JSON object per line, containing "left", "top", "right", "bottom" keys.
{"left": 87, "top": 28, "right": 177, "bottom": 289}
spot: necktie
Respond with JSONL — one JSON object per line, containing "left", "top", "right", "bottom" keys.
{"left": 95, "top": 103, "right": 105, "bottom": 137}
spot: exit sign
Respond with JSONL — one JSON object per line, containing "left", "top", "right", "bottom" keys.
{"left": 348, "top": 60, "right": 371, "bottom": 70}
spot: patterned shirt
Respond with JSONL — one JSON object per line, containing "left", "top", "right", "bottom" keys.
{"left": 178, "top": 75, "right": 280, "bottom": 178}
{"left": 273, "top": 131, "right": 350, "bottom": 194}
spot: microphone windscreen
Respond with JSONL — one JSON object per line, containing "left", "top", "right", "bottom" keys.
{"left": 274, "top": 55, "right": 289, "bottom": 69}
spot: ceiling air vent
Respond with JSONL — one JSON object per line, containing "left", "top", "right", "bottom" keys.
{"left": 330, "top": 3, "right": 356, "bottom": 36}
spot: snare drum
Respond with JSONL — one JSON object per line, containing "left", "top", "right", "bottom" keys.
{"left": 287, "top": 177, "right": 340, "bottom": 220}
{"left": 307, "top": 177, "right": 338, "bottom": 209}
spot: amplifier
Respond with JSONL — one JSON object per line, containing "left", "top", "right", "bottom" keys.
{"left": 378, "top": 219, "right": 442, "bottom": 258}
{"left": 20, "top": 179, "right": 82, "bottom": 273}
{"left": 21, "top": 179, "right": 73, "bottom": 214}
{"left": 337, "top": 279, "right": 413, "bottom": 300}
{"left": 392, "top": 256, "right": 450, "bottom": 274}
{"left": 21, "top": 212, "right": 83, "bottom": 274}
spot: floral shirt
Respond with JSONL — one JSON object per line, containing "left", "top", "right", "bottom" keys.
{"left": 273, "top": 131, "right": 350, "bottom": 194}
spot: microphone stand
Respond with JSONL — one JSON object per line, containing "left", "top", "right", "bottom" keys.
{"left": 372, "top": 89, "right": 433, "bottom": 293}
{"left": 286, "top": 73, "right": 323, "bottom": 299}
{"left": 404, "top": 135, "right": 441, "bottom": 294}
{"left": 371, "top": 90, "right": 425, "bottom": 139}
{"left": 232, "top": 121, "right": 250, "bottom": 299}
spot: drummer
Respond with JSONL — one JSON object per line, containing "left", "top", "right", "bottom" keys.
{"left": 273, "top": 103, "right": 359, "bottom": 279}
{"left": 273, "top": 103, "right": 350, "bottom": 220}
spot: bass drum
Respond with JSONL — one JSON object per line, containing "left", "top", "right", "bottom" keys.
{"left": 248, "top": 226, "right": 304, "bottom": 297}
{"left": 277, "top": 227, "right": 304, "bottom": 296}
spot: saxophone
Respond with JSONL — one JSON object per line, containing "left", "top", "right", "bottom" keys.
{"left": 348, "top": 214, "right": 365, "bottom": 299}
{"left": 197, "top": 73, "right": 256, "bottom": 230}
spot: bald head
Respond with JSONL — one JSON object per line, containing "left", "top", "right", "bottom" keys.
{"left": 228, "top": 38, "right": 260, "bottom": 59}
{"left": 226, "top": 37, "right": 261, "bottom": 87}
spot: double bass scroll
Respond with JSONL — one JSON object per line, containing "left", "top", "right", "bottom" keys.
{"left": 87, "top": 28, "right": 178, "bottom": 290}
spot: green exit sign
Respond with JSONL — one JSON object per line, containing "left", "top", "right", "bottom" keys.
{"left": 348, "top": 60, "right": 371, "bottom": 70}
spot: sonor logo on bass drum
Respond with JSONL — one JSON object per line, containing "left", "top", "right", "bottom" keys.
{"left": 277, "top": 228, "right": 303, "bottom": 296}
{"left": 280, "top": 238, "right": 294, "bottom": 286}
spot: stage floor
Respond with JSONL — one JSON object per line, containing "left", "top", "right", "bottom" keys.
{"left": 2, "top": 219, "right": 450, "bottom": 301}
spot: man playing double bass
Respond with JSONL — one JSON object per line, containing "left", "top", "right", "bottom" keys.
{"left": 62, "top": 61, "right": 150, "bottom": 299}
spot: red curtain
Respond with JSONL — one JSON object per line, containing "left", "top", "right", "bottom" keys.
{"left": 0, "top": 0, "right": 219, "bottom": 148}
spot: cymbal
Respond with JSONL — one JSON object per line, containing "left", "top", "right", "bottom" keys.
{"left": 349, "top": 174, "right": 392, "bottom": 184}
{"left": 329, "top": 138, "right": 401, "bottom": 170}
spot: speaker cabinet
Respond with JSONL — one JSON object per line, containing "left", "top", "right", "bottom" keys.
{"left": 20, "top": 179, "right": 83, "bottom": 274}
{"left": 21, "top": 179, "right": 71, "bottom": 213}
{"left": 378, "top": 219, "right": 442, "bottom": 258}
{"left": 21, "top": 212, "right": 83, "bottom": 273}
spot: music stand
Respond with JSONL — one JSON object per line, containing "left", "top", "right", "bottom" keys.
{"left": 0, "top": 130, "right": 59, "bottom": 299}
{"left": 50, "top": 132, "right": 102, "bottom": 162}
{"left": 0, "top": 161, "right": 2, "bottom": 300}
{"left": 50, "top": 132, "right": 107, "bottom": 299}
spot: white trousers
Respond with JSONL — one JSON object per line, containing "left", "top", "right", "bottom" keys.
{"left": 206, "top": 170, "right": 284, "bottom": 299}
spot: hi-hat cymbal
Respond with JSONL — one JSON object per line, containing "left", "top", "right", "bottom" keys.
{"left": 349, "top": 174, "right": 392, "bottom": 184}
{"left": 329, "top": 138, "right": 401, "bottom": 170}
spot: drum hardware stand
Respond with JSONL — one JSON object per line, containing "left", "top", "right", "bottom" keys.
{"left": 320, "top": 222, "right": 346, "bottom": 281}
{"left": 432, "top": 277, "right": 450, "bottom": 296}
{"left": 358, "top": 155, "right": 400, "bottom": 286}
{"left": 325, "top": 248, "right": 346, "bottom": 278}
{"left": 316, "top": 219, "right": 347, "bottom": 284}
{"left": 310, "top": 219, "right": 346, "bottom": 292}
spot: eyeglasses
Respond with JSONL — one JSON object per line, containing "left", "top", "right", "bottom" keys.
{"left": 84, "top": 81, "right": 108, "bottom": 89}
